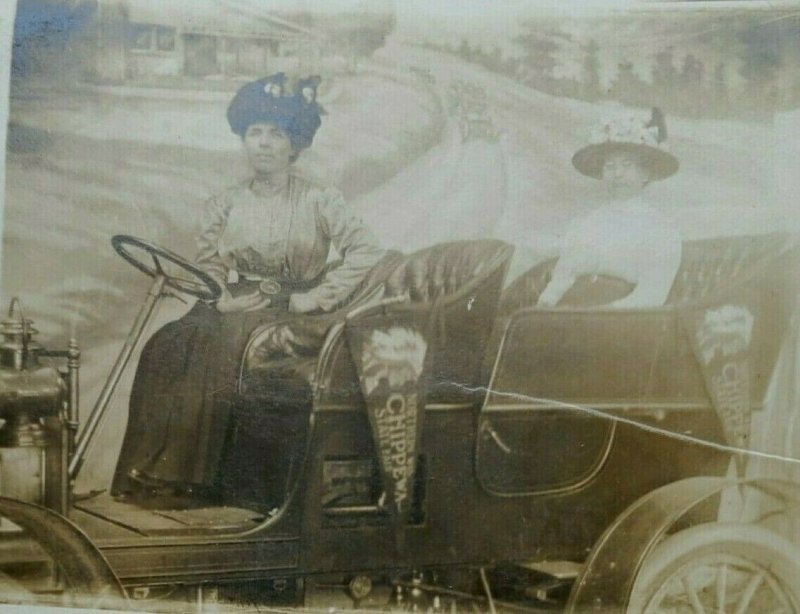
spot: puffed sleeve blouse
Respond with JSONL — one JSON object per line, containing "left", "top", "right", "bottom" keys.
{"left": 195, "top": 174, "right": 385, "bottom": 312}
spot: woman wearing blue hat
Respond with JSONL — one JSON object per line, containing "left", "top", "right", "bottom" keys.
{"left": 111, "top": 75, "right": 385, "bottom": 502}
{"left": 198, "top": 72, "right": 382, "bottom": 314}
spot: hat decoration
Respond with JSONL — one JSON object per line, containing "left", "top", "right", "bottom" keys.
{"left": 572, "top": 107, "right": 679, "bottom": 181}
{"left": 295, "top": 75, "right": 327, "bottom": 114}
{"left": 227, "top": 73, "right": 323, "bottom": 152}
{"left": 262, "top": 72, "right": 286, "bottom": 97}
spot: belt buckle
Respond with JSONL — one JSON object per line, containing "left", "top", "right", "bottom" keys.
{"left": 259, "top": 279, "right": 282, "bottom": 295}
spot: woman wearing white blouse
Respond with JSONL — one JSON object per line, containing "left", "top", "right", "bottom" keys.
{"left": 537, "top": 109, "right": 682, "bottom": 309}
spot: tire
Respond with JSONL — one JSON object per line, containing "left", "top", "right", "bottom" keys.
{"left": 629, "top": 522, "right": 800, "bottom": 613}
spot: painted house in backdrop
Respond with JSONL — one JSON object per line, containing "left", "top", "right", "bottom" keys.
{"left": 94, "top": 0, "right": 322, "bottom": 82}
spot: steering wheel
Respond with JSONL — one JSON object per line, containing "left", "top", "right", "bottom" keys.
{"left": 112, "top": 235, "right": 222, "bottom": 301}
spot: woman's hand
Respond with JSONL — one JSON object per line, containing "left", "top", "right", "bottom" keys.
{"left": 216, "top": 288, "right": 271, "bottom": 313}
{"left": 289, "top": 292, "right": 318, "bottom": 314}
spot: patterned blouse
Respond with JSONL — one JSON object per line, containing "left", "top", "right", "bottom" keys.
{"left": 196, "top": 174, "right": 385, "bottom": 312}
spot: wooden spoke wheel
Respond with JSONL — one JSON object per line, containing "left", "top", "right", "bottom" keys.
{"left": 630, "top": 523, "right": 800, "bottom": 613}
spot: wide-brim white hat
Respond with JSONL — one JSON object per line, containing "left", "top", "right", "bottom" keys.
{"left": 572, "top": 110, "right": 679, "bottom": 181}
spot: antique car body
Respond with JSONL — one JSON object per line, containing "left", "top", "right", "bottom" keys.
{"left": 0, "top": 231, "right": 797, "bottom": 612}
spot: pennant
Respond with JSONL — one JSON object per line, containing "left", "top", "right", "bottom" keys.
{"left": 683, "top": 304, "right": 754, "bottom": 469}
{"left": 346, "top": 311, "right": 429, "bottom": 548}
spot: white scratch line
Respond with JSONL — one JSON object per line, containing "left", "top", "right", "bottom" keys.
{"left": 449, "top": 383, "right": 800, "bottom": 466}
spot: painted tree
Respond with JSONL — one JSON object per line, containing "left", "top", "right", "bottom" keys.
{"left": 457, "top": 38, "right": 475, "bottom": 63}
{"left": 487, "top": 45, "right": 503, "bottom": 73}
{"left": 737, "top": 21, "right": 782, "bottom": 116}
{"left": 314, "top": 6, "right": 396, "bottom": 73}
{"left": 738, "top": 25, "right": 782, "bottom": 85}
{"left": 680, "top": 54, "right": 705, "bottom": 87}
{"left": 513, "top": 23, "right": 570, "bottom": 83}
{"left": 609, "top": 60, "right": 648, "bottom": 106}
{"left": 712, "top": 62, "right": 728, "bottom": 109}
{"left": 581, "top": 39, "right": 601, "bottom": 100}
{"left": 651, "top": 47, "right": 677, "bottom": 94}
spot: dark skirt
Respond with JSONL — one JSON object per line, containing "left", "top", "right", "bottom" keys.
{"left": 111, "top": 254, "right": 403, "bottom": 501}
{"left": 110, "top": 296, "right": 289, "bottom": 498}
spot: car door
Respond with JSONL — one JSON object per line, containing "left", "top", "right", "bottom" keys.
{"left": 476, "top": 307, "right": 711, "bottom": 496}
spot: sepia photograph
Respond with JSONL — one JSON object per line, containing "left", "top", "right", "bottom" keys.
{"left": 1, "top": 0, "right": 800, "bottom": 611}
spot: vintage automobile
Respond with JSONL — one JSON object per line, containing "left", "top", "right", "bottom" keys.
{"left": 447, "top": 81, "right": 501, "bottom": 143}
{"left": 0, "top": 231, "right": 798, "bottom": 612}
{"left": 457, "top": 113, "right": 500, "bottom": 144}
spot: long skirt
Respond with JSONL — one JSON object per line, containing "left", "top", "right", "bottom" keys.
{"left": 110, "top": 254, "right": 403, "bottom": 502}
{"left": 110, "top": 296, "right": 288, "bottom": 499}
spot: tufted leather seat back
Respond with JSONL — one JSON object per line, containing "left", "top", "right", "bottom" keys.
{"left": 665, "top": 233, "right": 794, "bottom": 304}
{"left": 381, "top": 240, "right": 514, "bottom": 402}
{"left": 385, "top": 240, "right": 514, "bottom": 303}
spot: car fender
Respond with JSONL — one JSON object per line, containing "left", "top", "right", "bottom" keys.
{"left": 565, "top": 476, "right": 800, "bottom": 613}
{"left": 0, "top": 496, "right": 125, "bottom": 600}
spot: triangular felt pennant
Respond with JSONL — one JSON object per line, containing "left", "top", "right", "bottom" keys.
{"left": 345, "top": 309, "right": 429, "bottom": 552}
{"left": 681, "top": 303, "right": 755, "bottom": 471}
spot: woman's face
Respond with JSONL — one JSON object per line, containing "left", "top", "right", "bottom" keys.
{"left": 601, "top": 151, "right": 650, "bottom": 200}
{"left": 243, "top": 122, "right": 294, "bottom": 177}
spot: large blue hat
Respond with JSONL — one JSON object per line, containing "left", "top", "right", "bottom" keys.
{"left": 227, "top": 73, "right": 323, "bottom": 151}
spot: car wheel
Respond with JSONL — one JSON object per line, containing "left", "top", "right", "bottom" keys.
{"left": 0, "top": 497, "right": 126, "bottom": 609}
{"left": 629, "top": 522, "right": 800, "bottom": 613}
